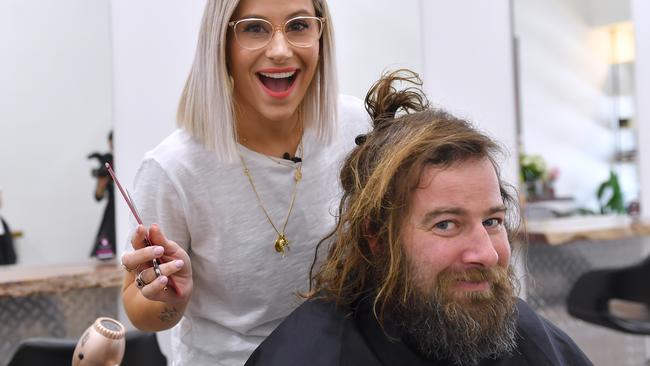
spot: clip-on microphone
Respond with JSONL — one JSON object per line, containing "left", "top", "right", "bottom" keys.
{"left": 282, "top": 152, "right": 302, "bottom": 163}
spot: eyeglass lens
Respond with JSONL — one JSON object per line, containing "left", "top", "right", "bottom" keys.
{"left": 233, "top": 17, "right": 322, "bottom": 49}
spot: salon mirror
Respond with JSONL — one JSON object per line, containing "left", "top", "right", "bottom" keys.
{"left": 0, "top": 0, "right": 113, "bottom": 265}
{"left": 514, "top": 0, "right": 639, "bottom": 217}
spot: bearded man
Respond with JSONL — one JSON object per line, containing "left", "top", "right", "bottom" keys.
{"left": 246, "top": 70, "right": 592, "bottom": 366}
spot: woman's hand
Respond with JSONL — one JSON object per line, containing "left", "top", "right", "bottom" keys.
{"left": 122, "top": 224, "right": 193, "bottom": 305}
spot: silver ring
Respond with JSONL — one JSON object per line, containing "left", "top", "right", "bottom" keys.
{"left": 135, "top": 271, "right": 148, "bottom": 289}
{"left": 153, "top": 262, "right": 163, "bottom": 278}
{"left": 121, "top": 258, "right": 136, "bottom": 273}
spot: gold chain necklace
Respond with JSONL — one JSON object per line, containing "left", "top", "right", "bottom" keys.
{"left": 237, "top": 139, "right": 303, "bottom": 256}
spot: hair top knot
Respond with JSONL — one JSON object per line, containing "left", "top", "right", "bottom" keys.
{"left": 364, "top": 69, "right": 430, "bottom": 126}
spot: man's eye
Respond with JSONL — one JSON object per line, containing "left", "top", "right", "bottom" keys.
{"left": 434, "top": 220, "right": 456, "bottom": 231}
{"left": 483, "top": 218, "right": 503, "bottom": 228}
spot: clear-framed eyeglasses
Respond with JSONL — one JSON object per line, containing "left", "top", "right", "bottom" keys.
{"left": 228, "top": 16, "right": 325, "bottom": 50}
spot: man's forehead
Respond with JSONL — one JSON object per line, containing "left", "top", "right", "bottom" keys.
{"left": 416, "top": 158, "right": 500, "bottom": 191}
{"left": 411, "top": 158, "right": 504, "bottom": 216}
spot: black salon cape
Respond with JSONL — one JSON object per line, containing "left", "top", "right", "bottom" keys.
{"left": 246, "top": 298, "right": 593, "bottom": 366}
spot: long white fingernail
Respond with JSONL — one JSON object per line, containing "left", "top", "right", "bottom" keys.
{"left": 153, "top": 246, "right": 164, "bottom": 255}
{"left": 175, "top": 260, "right": 184, "bottom": 268}
{"left": 158, "top": 276, "right": 168, "bottom": 285}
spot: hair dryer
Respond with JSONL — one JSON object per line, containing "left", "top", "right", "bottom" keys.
{"left": 72, "top": 317, "right": 125, "bottom": 366}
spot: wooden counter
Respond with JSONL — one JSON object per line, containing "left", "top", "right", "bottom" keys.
{"left": 525, "top": 214, "right": 650, "bottom": 245}
{"left": 0, "top": 259, "right": 123, "bottom": 297}
{"left": 0, "top": 260, "right": 124, "bottom": 361}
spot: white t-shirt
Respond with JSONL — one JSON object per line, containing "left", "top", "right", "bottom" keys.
{"left": 131, "top": 95, "right": 370, "bottom": 365}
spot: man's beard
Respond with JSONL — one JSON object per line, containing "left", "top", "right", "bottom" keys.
{"left": 391, "top": 265, "right": 519, "bottom": 365}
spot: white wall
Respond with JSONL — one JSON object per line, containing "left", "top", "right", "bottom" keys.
{"left": 110, "top": 0, "right": 205, "bottom": 254}
{"left": 632, "top": 0, "right": 650, "bottom": 220}
{"left": 0, "top": 0, "right": 113, "bottom": 265}
{"left": 515, "top": 0, "right": 621, "bottom": 211}
{"left": 576, "top": 0, "right": 631, "bottom": 26}
{"left": 420, "top": 0, "right": 519, "bottom": 185}
{"left": 328, "top": 0, "right": 423, "bottom": 99}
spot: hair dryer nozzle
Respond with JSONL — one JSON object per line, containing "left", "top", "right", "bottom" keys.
{"left": 72, "top": 317, "right": 125, "bottom": 366}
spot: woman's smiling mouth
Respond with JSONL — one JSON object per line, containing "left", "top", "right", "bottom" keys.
{"left": 257, "top": 68, "right": 299, "bottom": 98}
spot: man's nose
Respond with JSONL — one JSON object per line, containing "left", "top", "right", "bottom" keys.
{"left": 265, "top": 30, "right": 292, "bottom": 61}
{"left": 461, "top": 225, "right": 499, "bottom": 268}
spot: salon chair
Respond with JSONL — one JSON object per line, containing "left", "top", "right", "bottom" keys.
{"left": 7, "top": 337, "right": 76, "bottom": 366}
{"left": 567, "top": 254, "right": 650, "bottom": 335}
{"left": 8, "top": 330, "right": 167, "bottom": 366}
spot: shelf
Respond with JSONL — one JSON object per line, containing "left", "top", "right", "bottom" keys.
{"left": 613, "top": 150, "right": 637, "bottom": 163}
{"left": 0, "top": 259, "right": 122, "bottom": 297}
{"left": 525, "top": 214, "right": 650, "bottom": 245}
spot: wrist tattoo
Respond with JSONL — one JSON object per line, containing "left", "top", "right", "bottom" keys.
{"left": 159, "top": 306, "right": 178, "bottom": 323}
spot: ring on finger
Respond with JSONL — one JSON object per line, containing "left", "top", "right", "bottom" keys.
{"left": 153, "top": 262, "right": 163, "bottom": 278}
{"left": 121, "top": 257, "right": 137, "bottom": 272}
{"left": 135, "top": 271, "right": 149, "bottom": 289}
{"left": 152, "top": 262, "right": 168, "bottom": 291}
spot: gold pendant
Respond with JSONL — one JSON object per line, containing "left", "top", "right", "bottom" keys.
{"left": 274, "top": 233, "right": 289, "bottom": 255}
{"left": 294, "top": 168, "right": 302, "bottom": 182}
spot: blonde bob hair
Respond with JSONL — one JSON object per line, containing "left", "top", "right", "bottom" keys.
{"left": 177, "top": 0, "right": 339, "bottom": 162}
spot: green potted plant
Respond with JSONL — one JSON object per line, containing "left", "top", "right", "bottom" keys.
{"left": 596, "top": 170, "right": 625, "bottom": 214}
{"left": 520, "top": 154, "right": 547, "bottom": 199}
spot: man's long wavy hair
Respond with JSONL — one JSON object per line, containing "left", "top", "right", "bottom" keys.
{"left": 308, "top": 69, "right": 520, "bottom": 322}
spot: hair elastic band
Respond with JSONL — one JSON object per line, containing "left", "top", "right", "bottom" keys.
{"left": 355, "top": 134, "right": 367, "bottom": 146}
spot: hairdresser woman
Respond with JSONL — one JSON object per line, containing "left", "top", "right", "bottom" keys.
{"left": 119, "top": 0, "right": 369, "bottom": 364}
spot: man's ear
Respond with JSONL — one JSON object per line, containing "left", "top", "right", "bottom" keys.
{"left": 367, "top": 235, "right": 379, "bottom": 256}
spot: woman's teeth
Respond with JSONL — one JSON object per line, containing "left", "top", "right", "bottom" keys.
{"left": 259, "top": 71, "right": 296, "bottom": 78}
{"left": 258, "top": 71, "right": 297, "bottom": 92}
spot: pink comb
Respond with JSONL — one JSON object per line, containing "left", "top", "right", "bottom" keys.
{"left": 106, "top": 162, "right": 178, "bottom": 293}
